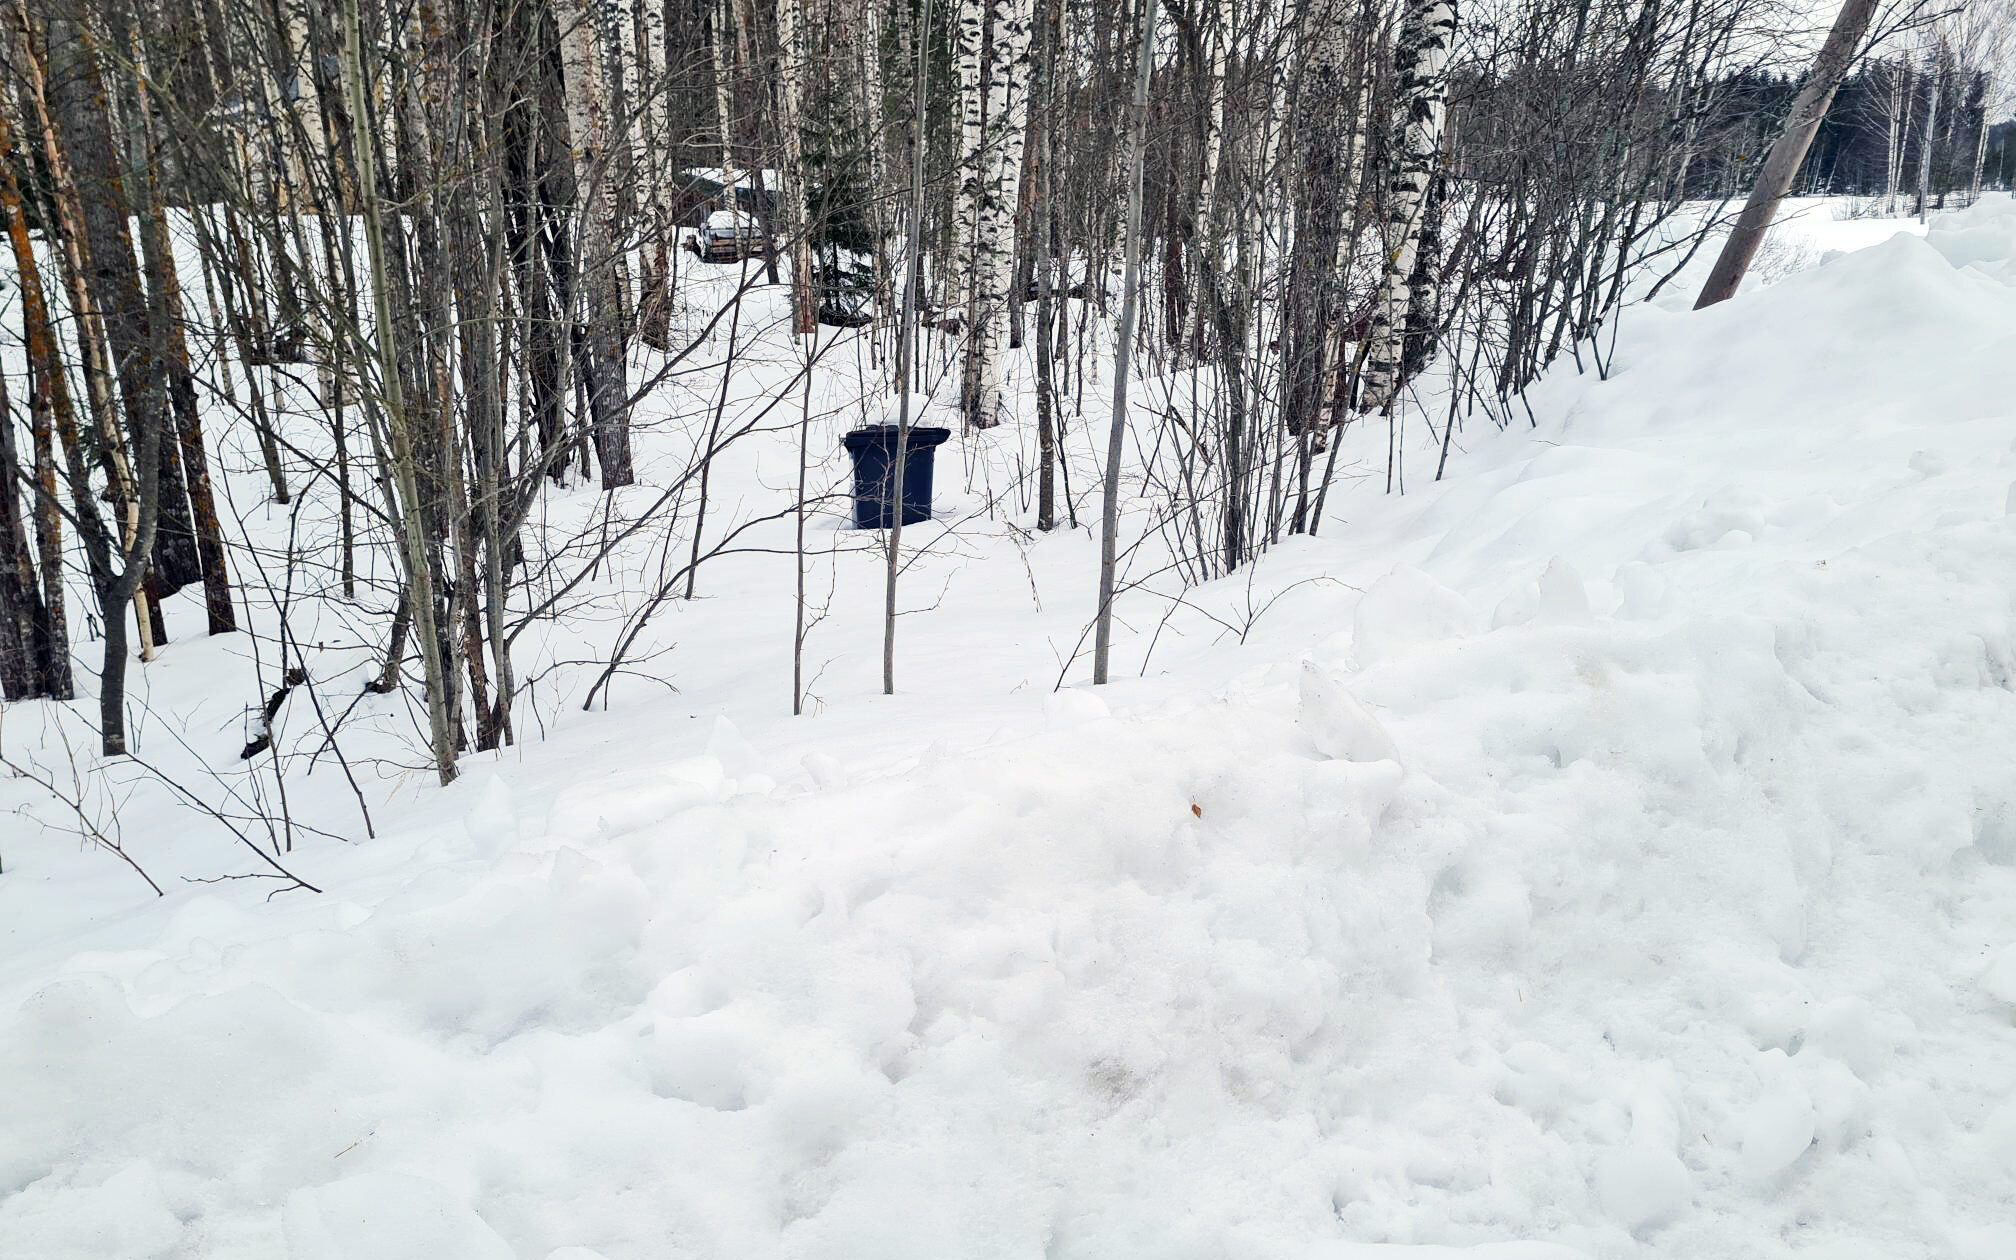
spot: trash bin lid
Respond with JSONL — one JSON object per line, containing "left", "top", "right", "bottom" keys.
{"left": 842, "top": 425, "right": 952, "bottom": 452}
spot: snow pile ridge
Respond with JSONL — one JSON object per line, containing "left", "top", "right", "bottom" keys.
{"left": 5, "top": 203, "right": 2016, "bottom": 1259}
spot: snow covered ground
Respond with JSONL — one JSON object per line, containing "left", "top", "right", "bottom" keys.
{"left": 4, "top": 197, "right": 2016, "bottom": 1258}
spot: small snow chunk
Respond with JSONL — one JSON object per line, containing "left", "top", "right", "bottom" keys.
{"left": 460, "top": 771, "right": 518, "bottom": 852}
{"left": 1738, "top": 1086, "right": 1817, "bottom": 1182}
{"left": 1044, "top": 687, "right": 1111, "bottom": 728}
{"left": 1594, "top": 1146, "right": 1692, "bottom": 1232}
{"left": 1958, "top": 1224, "right": 2016, "bottom": 1260}
{"left": 284, "top": 1173, "right": 514, "bottom": 1260}
{"left": 1535, "top": 558, "right": 1592, "bottom": 624}
{"left": 802, "top": 751, "right": 845, "bottom": 790}
{"left": 1352, "top": 566, "right": 1476, "bottom": 666}
{"left": 1979, "top": 944, "right": 2016, "bottom": 1007}
{"left": 1805, "top": 996, "right": 1887, "bottom": 1076}
{"left": 1613, "top": 561, "right": 1666, "bottom": 620}
{"left": 1298, "top": 661, "right": 1401, "bottom": 766}
{"left": 705, "top": 716, "right": 762, "bottom": 778}
{"left": 0, "top": 1160, "right": 182, "bottom": 1257}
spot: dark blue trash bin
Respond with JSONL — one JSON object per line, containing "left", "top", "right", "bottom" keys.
{"left": 842, "top": 425, "right": 951, "bottom": 529}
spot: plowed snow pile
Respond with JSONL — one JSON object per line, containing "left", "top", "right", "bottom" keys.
{"left": 5, "top": 200, "right": 2016, "bottom": 1259}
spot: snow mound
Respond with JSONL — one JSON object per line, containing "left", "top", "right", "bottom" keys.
{"left": 6, "top": 200, "right": 2016, "bottom": 1257}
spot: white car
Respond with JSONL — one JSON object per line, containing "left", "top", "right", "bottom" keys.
{"left": 693, "top": 209, "right": 765, "bottom": 263}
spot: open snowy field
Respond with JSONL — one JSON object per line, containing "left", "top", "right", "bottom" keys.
{"left": 4, "top": 196, "right": 2015, "bottom": 1258}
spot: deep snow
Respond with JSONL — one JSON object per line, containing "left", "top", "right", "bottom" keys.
{"left": 3, "top": 197, "right": 2016, "bottom": 1259}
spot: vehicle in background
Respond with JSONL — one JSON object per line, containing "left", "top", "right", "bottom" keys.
{"left": 688, "top": 209, "right": 768, "bottom": 264}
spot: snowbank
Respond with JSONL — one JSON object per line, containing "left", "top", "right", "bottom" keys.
{"left": 5, "top": 198, "right": 2016, "bottom": 1258}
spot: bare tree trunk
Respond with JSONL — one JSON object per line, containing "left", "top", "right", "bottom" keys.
{"left": 0, "top": 101, "right": 76, "bottom": 700}
{"left": 1694, "top": 0, "right": 1881, "bottom": 308}
{"left": 712, "top": 0, "right": 739, "bottom": 200}
{"left": 634, "top": 0, "right": 677, "bottom": 346}
{"left": 1970, "top": 76, "right": 1993, "bottom": 201}
{"left": 1360, "top": 0, "right": 1458, "bottom": 413}
{"left": 776, "top": 0, "right": 818, "bottom": 334}
{"left": 559, "top": 0, "right": 637, "bottom": 488}
{"left": 1092, "top": 0, "right": 1155, "bottom": 686}
{"left": 885, "top": 0, "right": 934, "bottom": 697}
{"left": 342, "top": 0, "right": 458, "bottom": 784}
{"left": 966, "top": 0, "right": 1036, "bottom": 429}
{"left": 948, "top": 0, "right": 987, "bottom": 328}
{"left": 126, "top": 28, "right": 238, "bottom": 636}
{"left": 1916, "top": 48, "right": 1942, "bottom": 222}
{"left": 1033, "top": 0, "right": 1059, "bottom": 531}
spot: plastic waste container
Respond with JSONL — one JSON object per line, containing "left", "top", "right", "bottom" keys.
{"left": 842, "top": 425, "right": 951, "bottom": 529}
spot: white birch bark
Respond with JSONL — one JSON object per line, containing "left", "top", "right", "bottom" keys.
{"left": 967, "top": 0, "right": 1035, "bottom": 427}
{"left": 861, "top": 0, "right": 894, "bottom": 318}
{"left": 1916, "top": 47, "right": 1942, "bottom": 222}
{"left": 1359, "top": 0, "right": 1456, "bottom": 415}
{"left": 560, "top": 1, "right": 619, "bottom": 275}
{"left": 609, "top": 0, "right": 645, "bottom": 221}
{"left": 264, "top": 0, "right": 329, "bottom": 209}
{"left": 712, "top": 0, "right": 738, "bottom": 204}
{"left": 776, "top": 0, "right": 817, "bottom": 333}
{"left": 559, "top": 0, "right": 636, "bottom": 484}
{"left": 1885, "top": 59, "right": 1907, "bottom": 214}
{"left": 860, "top": 0, "right": 890, "bottom": 212}
{"left": 1970, "top": 76, "right": 1993, "bottom": 201}
{"left": 946, "top": 0, "right": 987, "bottom": 318}
{"left": 1187, "top": 0, "right": 1231, "bottom": 350}
{"left": 640, "top": 0, "right": 673, "bottom": 206}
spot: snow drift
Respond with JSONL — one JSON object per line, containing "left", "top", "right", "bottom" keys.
{"left": 5, "top": 199, "right": 2016, "bottom": 1259}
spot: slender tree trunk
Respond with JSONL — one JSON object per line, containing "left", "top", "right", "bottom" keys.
{"left": 966, "top": 0, "right": 1036, "bottom": 429}
{"left": 885, "top": 0, "right": 934, "bottom": 696}
{"left": 776, "top": 0, "right": 818, "bottom": 334}
{"left": 1360, "top": 0, "right": 1458, "bottom": 413}
{"left": 1092, "top": 0, "right": 1156, "bottom": 686}
{"left": 1033, "top": 0, "right": 1059, "bottom": 531}
{"left": 1916, "top": 51, "right": 1941, "bottom": 223}
{"left": 948, "top": 0, "right": 986, "bottom": 326}
{"left": 342, "top": 0, "right": 458, "bottom": 784}
{"left": 0, "top": 360, "right": 45, "bottom": 701}
{"left": 559, "top": 0, "right": 637, "bottom": 488}
{"left": 1694, "top": 0, "right": 1881, "bottom": 308}
{"left": 0, "top": 102, "right": 75, "bottom": 699}
{"left": 127, "top": 30, "right": 237, "bottom": 636}
{"left": 1970, "top": 78, "right": 1992, "bottom": 202}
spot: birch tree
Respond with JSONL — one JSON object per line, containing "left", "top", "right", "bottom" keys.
{"left": 964, "top": 0, "right": 1036, "bottom": 429}
{"left": 946, "top": 0, "right": 988, "bottom": 324}
{"left": 777, "top": 0, "right": 818, "bottom": 334}
{"left": 1359, "top": 0, "right": 1457, "bottom": 416}
{"left": 559, "top": 0, "right": 638, "bottom": 486}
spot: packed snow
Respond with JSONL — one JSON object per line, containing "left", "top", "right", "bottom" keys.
{"left": 4, "top": 197, "right": 2016, "bottom": 1258}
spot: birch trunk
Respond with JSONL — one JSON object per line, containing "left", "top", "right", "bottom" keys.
{"left": 635, "top": 0, "right": 677, "bottom": 344}
{"left": 1970, "top": 78, "right": 1992, "bottom": 201}
{"left": 559, "top": 0, "right": 637, "bottom": 486}
{"left": 1916, "top": 52, "right": 1940, "bottom": 222}
{"left": 947, "top": 0, "right": 987, "bottom": 321}
{"left": 1885, "top": 60, "right": 1906, "bottom": 214}
{"left": 776, "top": 0, "right": 818, "bottom": 335}
{"left": 966, "top": 0, "right": 1035, "bottom": 428}
{"left": 1188, "top": 0, "right": 1230, "bottom": 353}
{"left": 1359, "top": 0, "right": 1457, "bottom": 415}
{"left": 712, "top": 0, "right": 738, "bottom": 193}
